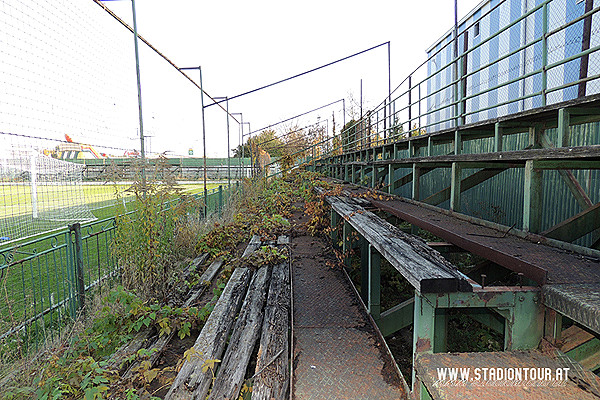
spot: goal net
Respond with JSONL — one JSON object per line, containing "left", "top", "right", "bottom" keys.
{"left": 0, "top": 146, "right": 96, "bottom": 244}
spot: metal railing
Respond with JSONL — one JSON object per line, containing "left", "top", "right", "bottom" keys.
{"left": 290, "top": 0, "right": 600, "bottom": 159}
{"left": 0, "top": 182, "right": 237, "bottom": 362}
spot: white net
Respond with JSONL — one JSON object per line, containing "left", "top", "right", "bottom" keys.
{"left": 0, "top": 145, "right": 95, "bottom": 244}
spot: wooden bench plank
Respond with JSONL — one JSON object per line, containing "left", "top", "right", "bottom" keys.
{"left": 253, "top": 262, "right": 291, "bottom": 400}
{"left": 208, "top": 265, "right": 272, "bottom": 400}
{"left": 165, "top": 239, "right": 261, "bottom": 400}
{"left": 322, "top": 192, "right": 471, "bottom": 293}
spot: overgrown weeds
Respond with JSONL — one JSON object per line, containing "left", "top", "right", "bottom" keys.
{"left": 112, "top": 157, "right": 206, "bottom": 302}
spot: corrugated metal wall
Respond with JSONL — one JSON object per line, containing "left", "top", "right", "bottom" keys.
{"left": 388, "top": 122, "right": 600, "bottom": 247}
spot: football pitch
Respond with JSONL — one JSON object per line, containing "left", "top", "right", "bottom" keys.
{"left": 0, "top": 182, "right": 219, "bottom": 218}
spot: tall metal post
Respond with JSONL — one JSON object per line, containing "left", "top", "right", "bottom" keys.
{"left": 232, "top": 112, "right": 243, "bottom": 180}
{"left": 248, "top": 123, "right": 253, "bottom": 177}
{"left": 387, "top": 41, "right": 391, "bottom": 140}
{"left": 241, "top": 116, "right": 245, "bottom": 178}
{"left": 215, "top": 96, "right": 232, "bottom": 189}
{"left": 225, "top": 97, "right": 231, "bottom": 189}
{"left": 199, "top": 67, "right": 208, "bottom": 217}
{"left": 131, "top": 0, "right": 146, "bottom": 183}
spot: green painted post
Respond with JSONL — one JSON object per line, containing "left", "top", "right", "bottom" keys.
{"left": 427, "top": 136, "right": 433, "bottom": 156}
{"left": 450, "top": 162, "right": 462, "bottom": 212}
{"left": 412, "top": 164, "right": 421, "bottom": 201}
{"left": 218, "top": 185, "right": 223, "bottom": 216}
{"left": 434, "top": 309, "right": 448, "bottom": 353}
{"left": 372, "top": 165, "right": 377, "bottom": 188}
{"left": 494, "top": 122, "right": 503, "bottom": 152}
{"left": 69, "top": 223, "right": 85, "bottom": 314}
{"left": 360, "top": 237, "right": 369, "bottom": 304}
{"left": 388, "top": 164, "right": 394, "bottom": 194}
{"left": 454, "top": 130, "right": 462, "bottom": 155}
{"left": 408, "top": 140, "right": 414, "bottom": 158}
{"left": 330, "top": 209, "right": 339, "bottom": 244}
{"left": 420, "top": 382, "right": 434, "bottom": 400}
{"left": 504, "top": 291, "right": 544, "bottom": 350}
{"left": 412, "top": 293, "right": 436, "bottom": 390}
{"left": 558, "top": 108, "right": 570, "bottom": 147}
{"left": 65, "top": 230, "right": 77, "bottom": 319}
{"left": 360, "top": 166, "right": 365, "bottom": 186}
{"left": 393, "top": 143, "right": 398, "bottom": 159}
{"left": 529, "top": 126, "right": 542, "bottom": 149}
{"left": 368, "top": 244, "right": 381, "bottom": 321}
{"left": 523, "top": 160, "right": 543, "bottom": 233}
{"left": 343, "top": 221, "right": 351, "bottom": 267}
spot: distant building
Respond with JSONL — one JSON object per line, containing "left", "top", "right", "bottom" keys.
{"left": 426, "top": 0, "right": 600, "bottom": 132}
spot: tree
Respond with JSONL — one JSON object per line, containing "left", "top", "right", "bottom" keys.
{"left": 232, "top": 129, "right": 284, "bottom": 159}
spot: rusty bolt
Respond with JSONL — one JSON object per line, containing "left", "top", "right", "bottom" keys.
{"left": 518, "top": 272, "right": 524, "bottom": 288}
{"left": 481, "top": 274, "right": 487, "bottom": 289}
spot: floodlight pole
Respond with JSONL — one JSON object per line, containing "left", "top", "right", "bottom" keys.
{"left": 180, "top": 66, "right": 208, "bottom": 217}
{"left": 232, "top": 113, "right": 243, "bottom": 180}
{"left": 244, "top": 122, "right": 253, "bottom": 177}
{"left": 131, "top": 0, "right": 146, "bottom": 184}
{"left": 214, "top": 96, "right": 231, "bottom": 189}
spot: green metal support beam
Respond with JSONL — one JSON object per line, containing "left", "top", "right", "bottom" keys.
{"left": 454, "top": 130, "right": 462, "bottom": 155}
{"left": 529, "top": 125, "right": 543, "bottom": 149}
{"left": 360, "top": 237, "right": 369, "bottom": 304}
{"left": 465, "top": 308, "right": 505, "bottom": 334}
{"left": 450, "top": 162, "right": 462, "bottom": 212}
{"left": 412, "top": 164, "right": 421, "bottom": 201}
{"left": 379, "top": 298, "right": 415, "bottom": 337}
{"left": 494, "top": 122, "right": 503, "bottom": 152}
{"left": 541, "top": 202, "right": 600, "bottom": 242}
{"left": 368, "top": 244, "right": 381, "bottom": 321}
{"left": 523, "top": 159, "right": 543, "bottom": 233}
{"left": 423, "top": 168, "right": 504, "bottom": 206}
{"left": 532, "top": 160, "right": 600, "bottom": 170}
{"left": 388, "top": 164, "right": 394, "bottom": 194}
{"left": 343, "top": 221, "right": 351, "bottom": 267}
{"left": 503, "top": 290, "right": 544, "bottom": 350}
{"left": 434, "top": 309, "right": 448, "bottom": 353}
{"left": 412, "top": 293, "right": 436, "bottom": 390}
{"left": 558, "top": 108, "right": 570, "bottom": 147}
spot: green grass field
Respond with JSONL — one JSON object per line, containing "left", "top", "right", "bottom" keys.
{"left": 0, "top": 181, "right": 231, "bottom": 360}
{"left": 0, "top": 182, "right": 220, "bottom": 218}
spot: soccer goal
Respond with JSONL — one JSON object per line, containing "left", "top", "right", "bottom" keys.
{"left": 0, "top": 147, "right": 96, "bottom": 244}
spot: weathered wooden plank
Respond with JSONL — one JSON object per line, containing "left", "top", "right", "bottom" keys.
{"left": 253, "top": 262, "right": 290, "bottom": 400}
{"left": 326, "top": 194, "right": 470, "bottom": 293}
{"left": 208, "top": 265, "right": 272, "bottom": 400}
{"left": 165, "top": 268, "right": 253, "bottom": 399}
{"left": 185, "top": 253, "right": 209, "bottom": 277}
{"left": 123, "top": 257, "right": 225, "bottom": 379}
{"left": 243, "top": 234, "right": 262, "bottom": 257}
{"left": 107, "top": 330, "right": 152, "bottom": 374}
{"left": 368, "top": 144, "right": 600, "bottom": 166}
